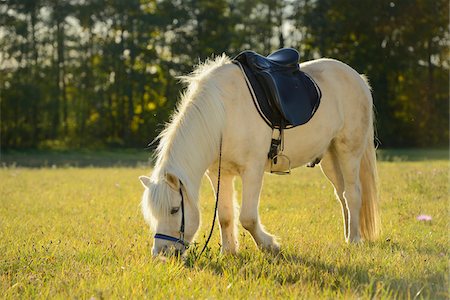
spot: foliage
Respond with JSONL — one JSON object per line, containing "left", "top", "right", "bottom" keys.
{"left": 0, "top": 158, "right": 448, "bottom": 298}
{"left": 302, "top": 0, "right": 449, "bottom": 147}
{"left": 0, "top": 0, "right": 448, "bottom": 148}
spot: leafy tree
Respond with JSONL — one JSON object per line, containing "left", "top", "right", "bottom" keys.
{"left": 302, "top": 0, "right": 449, "bottom": 146}
{"left": 0, "top": 0, "right": 447, "bottom": 149}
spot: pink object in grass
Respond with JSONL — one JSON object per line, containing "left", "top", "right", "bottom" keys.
{"left": 417, "top": 214, "right": 432, "bottom": 221}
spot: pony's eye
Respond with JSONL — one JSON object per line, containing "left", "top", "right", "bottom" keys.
{"left": 170, "top": 207, "right": 180, "bottom": 215}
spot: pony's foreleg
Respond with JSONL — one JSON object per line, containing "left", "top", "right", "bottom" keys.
{"left": 208, "top": 173, "right": 239, "bottom": 254}
{"left": 239, "top": 163, "right": 280, "bottom": 252}
{"left": 320, "top": 149, "right": 349, "bottom": 241}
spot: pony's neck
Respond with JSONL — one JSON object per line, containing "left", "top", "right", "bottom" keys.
{"left": 152, "top": 68, "right": 226, "bottom": 202}
{"left": 154, "top": 141, "right": 218, "bottom": 202}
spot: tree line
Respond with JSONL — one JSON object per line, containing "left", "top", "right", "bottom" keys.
{"left": 1, "top": 0, "right": 448, "bottom": 149}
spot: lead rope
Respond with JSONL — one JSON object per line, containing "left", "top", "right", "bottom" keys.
{"left": 199, "top": 136, "right": 223, "bottom": 257}
{"left": 179, "top": 187, "right": 185, "bottom": 242}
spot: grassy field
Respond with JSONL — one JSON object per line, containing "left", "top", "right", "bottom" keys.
{"left": 0, "top": 150, "right": 448, "bottom": 299}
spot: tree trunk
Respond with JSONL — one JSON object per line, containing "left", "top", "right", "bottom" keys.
{"left": 126, "top": 21, "right": 136, "bottom": 143}
{"left": 52, "top": 21, "right": 61, "bottom": 139}
{"left": 57, "top": 22, "right": 68, "bottom": 136}
{"left": 277, "top": 2, "right": 284, "bottom": 49}
{"left": 425, "top": 37, "right": 434, "bottom": 144}
{"left": 30, "top": 7, "right": 40, "bottom": 146}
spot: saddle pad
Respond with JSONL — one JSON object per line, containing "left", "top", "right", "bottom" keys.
{"left": 233, "top": 51, "right": 321, "bottom": 129}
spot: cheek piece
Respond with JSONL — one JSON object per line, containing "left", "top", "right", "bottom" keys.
{"left": 153, "top": 182, "right": 189, "bottom": 249}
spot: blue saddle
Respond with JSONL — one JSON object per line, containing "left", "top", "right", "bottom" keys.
{"left": 233, "top": 48, "right": 321, "bottom": 129}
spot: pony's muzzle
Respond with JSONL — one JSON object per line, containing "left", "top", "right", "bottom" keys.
{"left": 152, "top": 243, "right": 186, "bottom": 257}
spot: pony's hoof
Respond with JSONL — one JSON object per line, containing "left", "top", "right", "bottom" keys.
{"left": 261, "top": 242, "right": 281, "bottom": 254}
{"left": 220, "top": 247, "right": 239, "bottom": 255}
{"left": 347, "top": 235, "right": 362, "bottom": 243}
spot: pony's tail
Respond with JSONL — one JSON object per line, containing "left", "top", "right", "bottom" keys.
{"left": 358, "top": 125, "right": 381, "bottom": 241}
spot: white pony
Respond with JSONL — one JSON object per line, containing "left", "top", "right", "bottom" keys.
{"left": 139, "top": 54, "right": 380, "bottom": 256}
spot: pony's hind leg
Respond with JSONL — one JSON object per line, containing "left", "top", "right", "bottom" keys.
{"left": 333, "top": 137, "right": 380, "bottom": 243}
{"left": 239, "top": 163, "right": 280, "bottom": 252}
{"left": 320, "top": 147, "right": 349, "bottom": 241}
{"left": 334, "top": 146, "right": 364, "bottom": 243}
{"left": 207, "top": 173, "right": 238, "bottom": 254}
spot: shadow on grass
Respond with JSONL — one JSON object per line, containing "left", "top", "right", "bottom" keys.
{"left": 185, "top": 244, "right": 447, "bottom": 299}
{"left": 276, "top": 252, "right": 446, "bottom": 298}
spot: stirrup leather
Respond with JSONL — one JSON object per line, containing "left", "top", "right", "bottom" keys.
{"left": 268, "top": 129, "right": 291, "bottom": 175}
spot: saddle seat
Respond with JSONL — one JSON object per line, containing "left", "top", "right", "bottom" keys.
{"left": 233, "top": 48, "right": 321, "bottom": 129}
{"left": 266, "top": 48, "right": 300, "bottom": 67}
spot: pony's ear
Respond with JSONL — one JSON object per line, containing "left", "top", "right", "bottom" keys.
{"left": 139, "top": 176, "right": 152, "bottom": 188}
{"left": 164, "top": 173, "right": 180, "bottom": 190}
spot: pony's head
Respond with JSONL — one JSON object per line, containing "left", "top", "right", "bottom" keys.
{"left": 139, "top": 173, "right": 200, "bottom": 256}
{"left": 139, "top": 55, "right": 230, "bottom": 256}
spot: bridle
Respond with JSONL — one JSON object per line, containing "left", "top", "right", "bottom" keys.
{"left": 153, "top": 186, "right": 189, "bottom": 249}
{"left": 153, "top": 137, "right": 223, "bottom": 256}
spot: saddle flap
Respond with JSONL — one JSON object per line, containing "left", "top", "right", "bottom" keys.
{"left": 271, "top": 71, "right": 320, "bottom": 126}
{"left": 257, "top": 69, "right": 320, "bottom": 127}
{"left": 257, "top": 71, "right": 284, "bottom": 113}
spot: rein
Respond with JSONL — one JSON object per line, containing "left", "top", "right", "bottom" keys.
{"left": 199, "top": 137, "right": 222, "bottom": 256}
{"left": 153, "top": 137, "right": 223, "bottom": 257}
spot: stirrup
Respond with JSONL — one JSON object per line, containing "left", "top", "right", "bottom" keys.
{"left": 270, "top": 153, "right": 291, "bottom": 175}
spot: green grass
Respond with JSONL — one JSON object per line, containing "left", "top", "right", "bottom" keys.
{"left": 0, "top": 153, "right": 448, "bottom": 299}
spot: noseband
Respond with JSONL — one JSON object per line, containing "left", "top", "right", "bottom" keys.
{"left": 154, "top": 184, "right": 189, "bottom": 249}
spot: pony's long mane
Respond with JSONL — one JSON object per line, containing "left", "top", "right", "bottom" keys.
{"left": 144, "top": 55, "right": 231, "bottom": 226}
